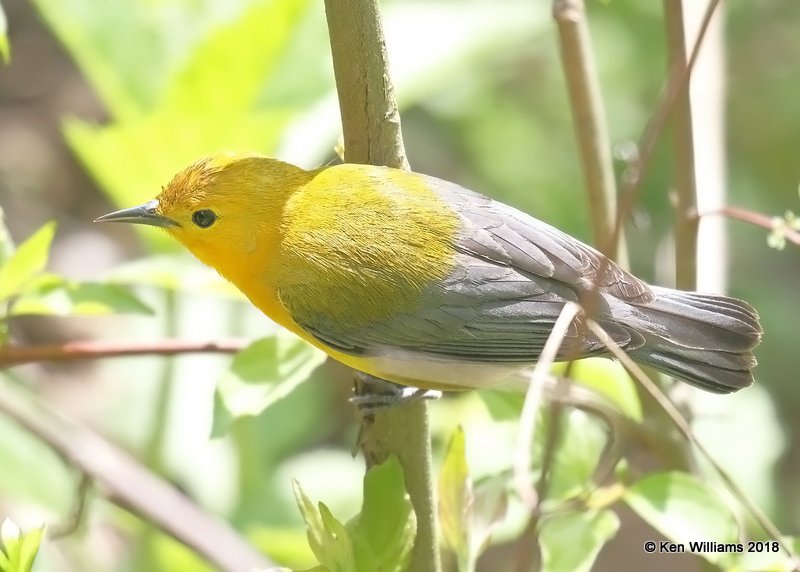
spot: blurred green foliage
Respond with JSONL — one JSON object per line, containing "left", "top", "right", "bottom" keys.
{"left": 0, "top": 0, "right": 798, "bottom": 571}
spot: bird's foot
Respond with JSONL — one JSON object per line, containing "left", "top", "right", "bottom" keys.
{"left": 350, "top": 372, "right": 442, "bottom": 415}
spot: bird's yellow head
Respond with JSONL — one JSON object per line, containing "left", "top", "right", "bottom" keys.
{"left": 95, "top": 152, "right": 312, "bottom": 281}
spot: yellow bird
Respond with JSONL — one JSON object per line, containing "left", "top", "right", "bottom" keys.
{"left": 96, "top": 152, "right": 762, "bottom": 393}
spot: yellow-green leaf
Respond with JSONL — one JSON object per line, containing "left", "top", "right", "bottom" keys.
{"left": 438, "top": 426, "right": 472, "bottom": 570}
{"left": 211, "top": 335, "right": 326, "bottom": 436}
{"left": 0, "top": 519, "right": 45, "bottom": 572}
{"left": 0, "top": 222, "right": 56, "bottom": 302}
{"left": 539, "top": 509, "right": 619, "bottom": 572}
{"left": 9, "top": 274, "right": 152, "bottom": 316}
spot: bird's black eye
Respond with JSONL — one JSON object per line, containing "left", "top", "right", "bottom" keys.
{"left": 192, "top": 209, "right": 217, "bottom": 228}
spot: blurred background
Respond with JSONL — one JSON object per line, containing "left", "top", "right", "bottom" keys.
{"left": 0, "top": 0, "right": 798, "bottom": 570}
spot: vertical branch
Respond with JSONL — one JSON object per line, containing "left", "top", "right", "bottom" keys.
{"left": 683, "top": 0, "right": 727, "bottom": 294}
{"left": 553, "top": 0, "right": 627, "bottom": 265}
{"left": 664, "top": 0, "right": 699, "bottom": 290}
{"left": 323, "top": 2, "right": 440, "bottom": 571}
{"left": 324, "top": 0, "right": 409, "bottom": 170}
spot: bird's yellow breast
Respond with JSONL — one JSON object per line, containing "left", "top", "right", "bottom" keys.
{"left": 272, "top": 164, "right": 462, "bottom": 327}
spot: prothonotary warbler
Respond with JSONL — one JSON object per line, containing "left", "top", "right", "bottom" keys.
{"left": 96, "top": 152, "right": 762, "bottom": 393}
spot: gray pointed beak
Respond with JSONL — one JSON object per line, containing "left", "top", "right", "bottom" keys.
{"left": 94, "top": 200, "right": 179, "bottom": 228}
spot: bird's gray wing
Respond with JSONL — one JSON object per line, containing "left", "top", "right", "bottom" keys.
{"left": 298, "top": 254, "right": 641, "bottom": 364}
{"left": 286, "top": 175, "right": 649, "bottom": 364}
{"left": 434, "top": 178, "right": 653, "bottom": 303}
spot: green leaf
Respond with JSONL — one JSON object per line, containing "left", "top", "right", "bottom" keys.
{"left": 293, "top": 480, "right": 356, "bottom": 572}
{"left": 211, "top": 334, "right": 326, "bottom": 436}
{"left": 0, "top": 207, "right": 14, "bottom": 267}
{"left": 470, "top": 474, "right": 508, "bottom": 559}
{"left": 32, "top": 0, "right": 250, "bottom": 118}
{"left": 552, "top": 357, "right": 642, "bottom": 421}
{"left": 68, "top": 111, "right": 292, "bottom": 251}
{"left": 481, "top": 358, "right": 641, "bottom": 422}
{"left": 0, "top": 2, "right": 9, "bottom": 64}
{"left": 0, "top": 222, "right": 56, "bottom": 302}
{"left": 624, "top": 471, "right": 739, "bottom": 566}
{"left": 0, "top": 519, "right": 45, "bottom": 572}
{"left": 539, "top": 509, "right": 619, "bottom": 572}
{"left": 477, "top": 390, "right": 524, "bottom": 421}
{"left": 547, "top": 409, "right": 609, "bottom": 501}
{"left": 161, "top": 0, "right": 310, "bottom": 115}
{"left": 319, "top": 504, "right": 356, "bottom": 571}
{"left": 438, "top": 426, "right": 473, "bottom": 570}
{"left": 247, "top": 525, "right": 318, "bottom": 569}
{"left": 103, "top": 255, "right": 242, "bottom": 298}
{"left": 9, "top": 274, "right": 152, "bottom": 316}
{"left": 293, "top": 479, "right": 327, "bottom": 563}
{"left": 731, "top": 536, "right": 800, "bottom": 572}
{"left": 353, "top": 456, "right": 416, "bottom": 572}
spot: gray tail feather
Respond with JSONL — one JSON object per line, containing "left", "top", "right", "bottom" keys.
{"left": 622, "top": 287, "right": 763, "bottom": 393}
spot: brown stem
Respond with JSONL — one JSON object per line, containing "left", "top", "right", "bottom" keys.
{"left": 703, "top": 206, "right": 800, "bottom": 247}
{"left": 323, "top": 1, "right": 439, "bottom": 571}
{"left": 553, "top": 0, "right": 627, "bottom": 265}
{"left": 609, "top": 0, "right": 723, "bottom": 259}
{"left": 663, "top": 0, "right": 699, "bottom": 290}
{"left": 0, "top": 383, "right": 271, "bottom": 572}
{"left": 0, "top": 339, "right": 247, "bottom": 367}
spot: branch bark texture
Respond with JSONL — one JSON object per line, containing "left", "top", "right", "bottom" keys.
{"left": 664, "top": 0, "right": 699, "bottom": 290}
{"left": 324, "top": 1, "right": 439, "bottom": 571}
{"left": 553, "top": 0, "right": 626, "bottom": 264}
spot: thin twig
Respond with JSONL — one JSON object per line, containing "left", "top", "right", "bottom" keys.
{"left": 0, "top": 338, "right": 247, "bottom": 368}
{"left": 586, "top": 320, "right": 800, "bottom": 567}
{"left": 553, "top": 0, "right": 627, "bottom": 264}
{"left": 703, "top": 205, "right": 800, "bottom": 247}
{"left": 514, "top": 302, "right": 580, "bottom": 508}
{"left": 663, "top": 0, "right": 699, "bottom": 290}
{"left": 50, "top": 474, "right": 93, "bottom": 540}
{"left": 0, "top": 383, "right": 272, "bottom": 572}
{"left": 606, "top": 0, "right": 723, "bottom": 261}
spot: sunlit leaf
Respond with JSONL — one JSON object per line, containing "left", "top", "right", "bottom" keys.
{"left": 731, "top": 536, "right": 800, "bottom": 572}
{"left": 0, "top": 519, "right": 45, "bottom": 572}
{"left": 32, "top": 0, "right": 258, "bottom": 118}
{"left": 539, "top": 509, "right": 619, "bottom": 572}
{"left": 438, "top": 426, "right": 472, "bottom": 570}
{"left": 0, "top": 2, "right": 9, "bottom": 64}
{"left": 211, "top": 335, "right": 326, "bottom": 436}
{"left": 353, "top": 456, "right": 415, "bottom": 572}
{"left": 624, "top": 472, "right": 739, "bottom": 566}
{"left": 0, "top": 207, "right": 14, "bottom": 267}
{"left": 477, "top": 390, "right": 524, "bottom": 421}
{"left": 0, "top": 222, "right": 56, "bottom": 302}
{"left": 293, "top": 480, "right": 356, "bottom": 571}
{"left": 161, "top": 0, "right": 310, "bottom": 114}
{"left": 69, "top": 111, "right": 292, "bottom": 252}
{"left": 470, "top": 474, "right": 508, "bottom": 558}
{"left": 293, "top": 480, "right": 327, "bottom": 563}
{"left": 247, "top": 525, "right": 318, "bottom": 569}
{"left": 318, "top": 504, "right": 355, "bottom": 570}
{"left": 547, "top": 409, "right": 609, "bottom": 501}
{"left": 102, "top": 255, "right": 242, "bottom": 298}
{"left": 552, "top": 358, "right": 642, "bottom": 421}
{"left": 480, "top": 358, "right": 641, "bottom": 423}
{"left": 9, "top": 274, "right": 152, "bottom": 316}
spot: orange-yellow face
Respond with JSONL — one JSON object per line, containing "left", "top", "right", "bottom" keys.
{"left": 95, "top": 152, "right": 312, "bottom": 284}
